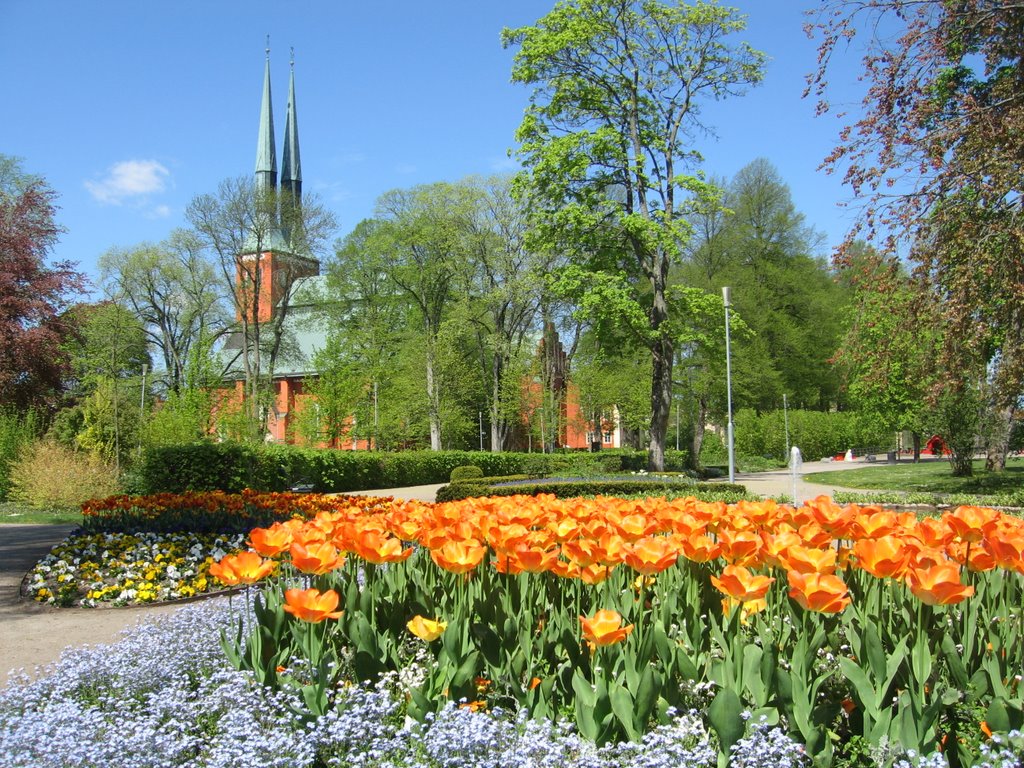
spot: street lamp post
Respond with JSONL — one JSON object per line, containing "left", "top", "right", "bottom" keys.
{"left": 722, "top": 287, "right": 735, "bottom": 484}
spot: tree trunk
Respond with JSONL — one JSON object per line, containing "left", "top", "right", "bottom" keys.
{"left": 647, "top": 337, "right": 673, "bottom": 471}
{"left": 912, "top": 431, "right": 921, "bottom": 462}
{"left": 691, "top": 395, "right": 708, "bottom": 470}
{"left": 984, "top": 405, "right": 1014, "bottom": 472}
{"left": 425, "top": 343, "right": 442, "bottom": 451}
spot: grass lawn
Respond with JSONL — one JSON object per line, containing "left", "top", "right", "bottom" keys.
{"left": 804, "top": 456, "right": 1024, "bottom": 495}
{"left": 0, "top": 501, "right": 83, "bottom": 525}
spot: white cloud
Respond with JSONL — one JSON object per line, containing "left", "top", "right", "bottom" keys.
{"left": 85, "top": 160, "right": 170, "bottom": 204}
{"left": 147, "top": 204, "right": 172, "bottom": 219}
{"left": 394, "top": 163, "right": 417, "bottom": 175}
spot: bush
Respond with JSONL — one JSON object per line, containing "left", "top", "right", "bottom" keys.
{"left": 436, "top": 478, "right": 747, "bottom": 502}
{"left": 450, "top": 465, "right": 485, "bottom": 482}
{"left": 137, "top": 444, "right": 694, "bottom": 494}
{"left": 0, "top": 408, "right": 42, "bottom": 501}
{"left": 8, "top": 440, "right": 121, "bottom": 508}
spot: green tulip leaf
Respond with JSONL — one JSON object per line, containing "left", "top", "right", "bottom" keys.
{"left": 708, "top": 687, "right": 745, "bottom": 754}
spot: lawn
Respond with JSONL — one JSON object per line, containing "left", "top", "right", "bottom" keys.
{"left": 804, "top": 456, "right": 1024, "bottom": 495}
{"left": 0, "top": 501, "right": 83, "bottom": 525}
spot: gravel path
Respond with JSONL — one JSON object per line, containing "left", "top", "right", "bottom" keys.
{"left": 0, "top": 468, "right": 875, "bottom": 686}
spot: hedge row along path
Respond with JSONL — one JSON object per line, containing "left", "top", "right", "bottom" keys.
{"left": 0, "top": 468, "right": 865, "bottom": 687}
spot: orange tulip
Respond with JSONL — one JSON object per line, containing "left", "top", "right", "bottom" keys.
{"left": 623, "top": 535, "right": 680, "bottom": 575}
{"left": 249, "top": 524, "right": 294, "bottom": 557}
{"left": 781, "top": 544, "right": 838, "bottom": 574}
{"left": 350, "top": 529, "right": 413, "bottom": 565}
{"left": 430, "top": 539, "right": 488, "bottom": 574}
{"left": 760, "top": 529, "right": 803, "bottom": 569}
{"left": 944, "top": 506, "right": 1000, "bottom": 544}
{"left": 505, "top": 544, "right": 560, "bottom": 574}
{"left": 579, "top": 609, "right": 634, "bottom": 647}
{"left": 407, "top": 615, "right": 447, "bottom": 642}
{"left": 910, "top": 516, "right": 955, "bottom": 549}
{"left": 807, "top": 496, "right": 855, "bottom": 536}
{"left": 679, "top": 533, "right": 720, "bottom": 563}
{"left": 787, "top": 570, "right": 851, "bottom": 613}
{"left": 283, "top": 588, "right": 344, "bottom": 622}
{"left": 984, "top": 533, "right": 1024, "bottom": 573}
{"left": 854, "top": 535, "right": 912, "bottom": 579}
{"left": 561, "top": 538, "right": 603, "bottom": 567}
{"left": 711, "top": 565, "right": 775, "bottom": 602}
{"left": 717, "top": 529, "right": 761, "bottom": 564}
{"left": 579, "top": 562, "right": 614, "bottom": 585}
{"left": 209, "top": 550, "right": 276, "bottom": 585}
{"left": 617, "top": 513, "right": 660, "bottom": 540}
{"left": 289, "top": 541, "right": 346, "bottom": 575}
{"left": 850, "top": 510, "right": 901, "bottom": 540}
{"left": 906, "top": 562, "right": 975, "bottom": 606}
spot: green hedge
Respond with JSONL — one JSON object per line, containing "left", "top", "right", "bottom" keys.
{"left": 435, "top": 479, "right": 747, "bottom": 503}
{"left": 137, "top": 444, "right": 693, "bottom": 494}
{"left": 733, "top": 409, "right": 892, "bottom": 463}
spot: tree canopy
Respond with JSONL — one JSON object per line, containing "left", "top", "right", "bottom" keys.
{"left": 504, "top": 0, "right": 765, "bottom": 470}
{"left": 0, "top": 156, "right": 85, "bottom": 410}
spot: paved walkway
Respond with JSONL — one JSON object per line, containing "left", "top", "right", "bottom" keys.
{"left": 0, "top": 467, "right": 869, "bottom": 686}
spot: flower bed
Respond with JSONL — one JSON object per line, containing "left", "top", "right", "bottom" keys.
{"left": 202, "top": 493, "right": 1023, "bottom": 765}
{"left": 27, "top": 492, "right": 393, "bottom": 606}
{"left": 0, "top": 599, "right": 822, "bottom": 768}
{"left": 22, "top": 490, "right": 1024, "bottom": 765}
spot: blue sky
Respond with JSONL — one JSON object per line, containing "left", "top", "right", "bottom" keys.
{"left": 3, "top": 1, "right": 864, "bottom": 291}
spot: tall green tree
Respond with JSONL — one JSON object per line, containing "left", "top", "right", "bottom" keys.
{"left": 833, "top": 245, "right": 935, "bottom": 461}
{"left": 99, "top": 231, "right": 226, "bottom": 395}
{"left": 682, "top": 159, "right": 849, "bottom": 411}
{"left": 504, "top": 0, "right": 764, "bottom": 470}
{"left": 462, "top": 176, "right": 557, "bottom": 451}
{"left": 368, "top": 182, "right": 478, "bottom": 450}
{"left": 61, "top": 302, "right": 150, "bottom": 470}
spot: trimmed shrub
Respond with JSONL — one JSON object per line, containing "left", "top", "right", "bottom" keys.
{"left": 137, "top": 443, "right": 695, "bottom": 494}
{"left": 9, "top": 440, "right": 121, "bottom": 508}
{"left": 436, "top": 478, "right": 747, "bottom": 502}
{"left": 450, "top": 465, "right": 485, "bottom": 482}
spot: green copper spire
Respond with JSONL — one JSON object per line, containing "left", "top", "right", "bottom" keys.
{"left": 255, "top": 40, "right": 277, "bottom": 193}
{"left": 281, "top": 48, "right": 302, "bottom": 204}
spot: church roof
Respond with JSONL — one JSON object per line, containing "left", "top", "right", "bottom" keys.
{"left": 281, "top": 55, "right": 302, "bottom": 202}
{"left": 255, "top": 46, "right": 278, "bottom": 194}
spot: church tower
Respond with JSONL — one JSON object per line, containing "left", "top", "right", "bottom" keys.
{"left": 243, "top": 44, "right": 318, "bottom": 324}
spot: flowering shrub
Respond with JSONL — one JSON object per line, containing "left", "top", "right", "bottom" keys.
{"left": 207, "top": 493, "right": 1024, "bottom": 765}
